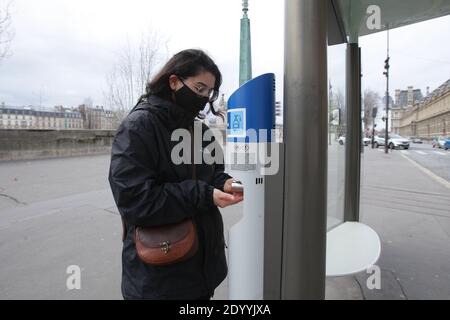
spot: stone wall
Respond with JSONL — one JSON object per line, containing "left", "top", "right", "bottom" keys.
{"left": 0, "top": 129, "right": 117, "bottom": 162}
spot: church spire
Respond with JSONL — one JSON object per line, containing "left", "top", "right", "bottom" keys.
{"left": 239, "top": 0, "right": 252, "bottom": 86}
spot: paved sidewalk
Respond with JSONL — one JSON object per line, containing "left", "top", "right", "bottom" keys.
{"left": 327, "top": 148, "right": 450, "bottom": 300}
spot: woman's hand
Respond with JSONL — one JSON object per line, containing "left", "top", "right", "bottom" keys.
{"left": 213, "top": 178, "right": 244, "bottom": 208}
{"left": 213, "top": 189, "right": 243, "bottom": 208}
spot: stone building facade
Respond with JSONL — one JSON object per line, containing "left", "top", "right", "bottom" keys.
{"left": 0, "top": 104, "right": 118, "bottom": 130}
{"left": 397, "top": 79, "right": 450, "bottom": 139}
{"left": 0, "top": 105, "right": 83, "bottom": 130}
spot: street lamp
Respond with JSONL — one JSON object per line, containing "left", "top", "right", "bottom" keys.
{"left": 371, "top": 124, "right": 377, "bottom": 148}
{"left": 383, "top": 29, "right": 390, "bottom": 154}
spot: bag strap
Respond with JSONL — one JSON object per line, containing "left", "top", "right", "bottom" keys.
{"left": 120, "top": 109, "right": 197, "bottom": 242}
{"left": 190, "top": 125, "right": 197, "bottom": 181}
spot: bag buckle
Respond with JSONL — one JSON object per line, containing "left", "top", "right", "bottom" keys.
{"left": 160, "top": 241, "right": 171, "bottom": 254}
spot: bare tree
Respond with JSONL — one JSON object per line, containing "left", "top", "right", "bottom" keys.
{"left": 0, "top": 0, "right": 14, "bottom": 64}
{"left": 333, "top": 88, "right": 346, "bottom": 138}
{"left": 105, "top": 29, "right": 169, "bottom": 124}
{"left": 363, "top": 89, "right": 381, "bottom": 130}
{"left": 333, "top": 88, "right": 345, "bottom": 110}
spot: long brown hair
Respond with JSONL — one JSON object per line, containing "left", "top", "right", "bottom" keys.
{"left": 137, "top": 49, "right": 224, "bottom": 119}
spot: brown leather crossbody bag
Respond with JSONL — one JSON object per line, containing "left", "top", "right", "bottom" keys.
{"left": 133, "top": 217, "right": 198, "bottom": 266}
{"left": 121, "top": 126, "right": 199, "bottom": 266}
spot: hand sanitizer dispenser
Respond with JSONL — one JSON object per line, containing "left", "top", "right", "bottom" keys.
{"left": 227, "top": 73, "right": 275, "bottom": 300}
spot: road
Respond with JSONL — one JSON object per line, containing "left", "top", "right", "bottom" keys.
{"left": 363, "top": 142, "right": 450, "bottom": 184}
{"left": 392, "top": 143, "right": 450, "bottom": 183}
{"left": 0, "top": 154, "right": 241, "bottom": 300}
{"left": 0, "top": 155, "right": 123, "bottom": 300}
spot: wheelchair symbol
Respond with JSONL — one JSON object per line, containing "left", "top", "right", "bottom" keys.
{"left": 232, "top": 115, "right": 242, "bottom": 129}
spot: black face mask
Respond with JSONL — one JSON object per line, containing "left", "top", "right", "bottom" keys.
{"left": 174, "top": 84, "right": 210, "bottom": 116}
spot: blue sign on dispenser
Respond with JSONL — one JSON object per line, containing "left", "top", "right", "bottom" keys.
{"left": 227, "top": 73, "right": 275, "bottom": 143}
{"left": 228, "top": 108, "right": 246, "bottom": 138}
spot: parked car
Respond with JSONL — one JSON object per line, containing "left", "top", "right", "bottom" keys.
{"left": 388, "top": 134, "right": 410, "bottom": 149}
{"left": 433, "top": 136, "right": 448, "bottom": 149}
{"left": 443, "top": 137, "right": 450, "bottom": 150}
{"left": 373, "top": 135, "right": 386, "bottom": 148}
{"left": 338, "top": 136, "right": 370, "bottom": 147}
{"left": 372, "top": 134, "right": 410, "bottom": 149}
{"left": 409, "top": 137, "right": 423, "bottom": 144}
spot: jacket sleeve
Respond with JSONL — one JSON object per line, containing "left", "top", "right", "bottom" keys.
{"left": 108, "top": 115, "right": 214, "bottom": 227}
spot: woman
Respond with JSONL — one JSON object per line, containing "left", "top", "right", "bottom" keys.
{"left": 108, "top": 49, "right": 243, "bottom": 300}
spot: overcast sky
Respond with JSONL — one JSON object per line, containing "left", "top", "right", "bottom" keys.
{"left": 0, "top": 0, "right": 449, "bottom": 110}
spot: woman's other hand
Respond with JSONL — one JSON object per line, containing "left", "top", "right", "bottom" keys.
{"left": 223, "top": 178, "right": 234, "bottom": 194}
{"left": 223, "top": 178, "right": 244, "bottom": 194}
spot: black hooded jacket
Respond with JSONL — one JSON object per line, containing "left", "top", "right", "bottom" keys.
{"left": 108, "top": 95, "right": 231, "bottom": 299}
